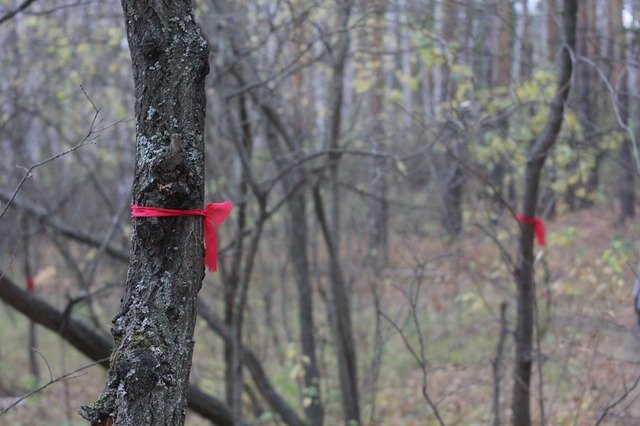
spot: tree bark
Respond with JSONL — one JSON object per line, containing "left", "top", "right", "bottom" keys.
{"left": 79, "top": 1, "right": 210, "bottom": 424}
{"left": 512, "top": 1, "right": 577, "bottom": 424}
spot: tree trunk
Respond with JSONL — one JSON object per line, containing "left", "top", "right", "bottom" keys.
{"left": 545, "top": 0, "right": 559, "bottom": 64}
{"left": 512, "top": 1, "right": 577, "bottom": 425}
{"left": 324, "top": 1, "right": 361, "bottom": 423}
{"left": 436, "top": 0, "right": 465, "bottom": 237}
{"left": 612, "top": 0, "right": 635, "bottom": 221}
{"left": 368, "top": 0, "right": 389, "bottom": 264}
{"left": 566, "top": 0, "right": 597, "bottom": 210}
{"left": 265, "top": 123, "right": 324, "bottom": 425}
{"left": 619, "top": 89, "right": 635, "bottom": 221}
{"left": 313, "top": 187, "right": 360, "bottom": 425}
{"left": 488, "top": 0, "right": 512, "bottom": 212}
{"left": 21, "top": 214, "right": 39, "bottom": 382}
{"left": 79, "top": 1, "right": 210, "bottom": 424}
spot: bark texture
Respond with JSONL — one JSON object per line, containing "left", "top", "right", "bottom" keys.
{"left": 79, "top": 1, "right": 210, "bottom": 424}
{"left": 512, "top": 1, "right": 577, "bottom": 424}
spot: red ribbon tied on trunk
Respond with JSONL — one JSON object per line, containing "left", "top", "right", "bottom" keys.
{"left": 131, "top": 202, "right": 233, "bottom": 272}
{"left": 515, "top": 213, "right": 546, "bottom": 246}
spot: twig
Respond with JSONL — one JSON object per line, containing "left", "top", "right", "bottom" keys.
{"left": 0, "top": 106, "right": 101, "bottom": 222}
{"left": 595, "top": 373, "right": 640, "bottom": 425}
{"left": 0, "top": 358, "right": 107, "bottom": 416}
{"left": 33, "top": 349, "right": 53, "bottom": 383}
{"left": 379, "top": 308, "right": 445, "bottom": 425}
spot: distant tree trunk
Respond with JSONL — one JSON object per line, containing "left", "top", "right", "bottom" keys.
{"left": 512, "top": 0, "right": 532, "bottom": 83}
{"left": 21, "top": 214, "right": 39, "bottom": 382}
{"left": 395, "top": 0, "right": 413, "bottom": 129}
{"left": 539, "top": 0, "right": 560, "bottom": 219}
{"left": 206, "top": 1, "right": 325, "bottom": 422}
{"left": 433, "top": 0, "right": 464, "bottom": 237}
{"left": 287, "top": 188, "right": 324, "bottom": 425}
{"left": 368, "top": 0, "right": 390, "bottom": 263}
{"left": 566, "top": 0, "right": 597, "bottom": 210}
{"left": 545, "top": 0, "right": 560, "bottom": 63}
{"left": 323, "top": 1, "right": 361, "bottom": 423}
{"left": 265, "top": 121, "right": 324, "bottom": 425}
{"left": 473, "top": 1, "right": 493, "bottom": 87}
{"left": 611, "top": 0, "right": 635, "bottom": 221}
{"left": 512, "top": 1, "right": 577, "bottom": 425}
{"left": 515, "top": 0, "right": 538, "bottom": 213}
{"left": 618, "top": 83, "right": 635, "bottom": 221}
{"left": 288, "top": 37, "right": 325, "bottom": 422}
{"left": 489, "top": 0, "right": 513, "bottom": 211}
{"left": 223, "top": 92, "right": 253, "bottom": 421}
{"left": 79, "top": 1, "right": 210, "bottom": 424}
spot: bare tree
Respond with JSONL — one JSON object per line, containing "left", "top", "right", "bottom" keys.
{"left": 79, "top": 0, "right": 211, "bottom": 423}
{"left": 512, "top": 1, "right": 577, "bottom": 424}
{"left": 434, "top": 0, "right": 465, "bottom": 237}
{"left": 566, "top": 0, "right": 598, "bottom": 209}
{"left": 321, "top": 1, "right": 362, "bottom": 422}
{"left": 367, "top": 0, "right": 390, "bottom": 263}
{"left": 612, "top": 0, "right": 635, "bottom": 221}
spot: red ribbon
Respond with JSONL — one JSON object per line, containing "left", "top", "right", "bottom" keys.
{"left": 26, "top": 276, "right": 35, "bottom": 292}
{"left": 131, "top": 202, "right": 233, "bottom": 272}
{"left": 516, "top": 214, "right": 546, "bottom": 246}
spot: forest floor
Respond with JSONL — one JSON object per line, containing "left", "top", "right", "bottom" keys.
{"left": 1, "top": 205, "right": 640, "bottom": 425}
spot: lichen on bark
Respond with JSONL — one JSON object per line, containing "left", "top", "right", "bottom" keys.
{"left": 79, "top": 1, "right": 210, "bottom": 424}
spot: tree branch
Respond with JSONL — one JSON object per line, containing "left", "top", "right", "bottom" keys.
{"left": 0, "top": 0, "right": 39, "bottom": 26}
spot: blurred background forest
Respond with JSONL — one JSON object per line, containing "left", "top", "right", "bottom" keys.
{"left": 1, "top": 0, "right": 640, "bottom": 424}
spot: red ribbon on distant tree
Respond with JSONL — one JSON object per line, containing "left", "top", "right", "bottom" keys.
{"left": 515, "top": 213, "right": 546, "bottom": 246}
{"left": 131, "top": 202, "right": 233, "bottom": 272}
{"left": 26, "top": 276, "right": 35, "bottom": 292}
